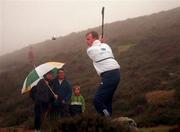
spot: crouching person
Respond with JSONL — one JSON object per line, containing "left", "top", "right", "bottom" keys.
{"left": 70, "top": 85, "right": 85, "bottom": 116}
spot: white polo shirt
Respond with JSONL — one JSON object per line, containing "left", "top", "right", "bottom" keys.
{"left": 87, "top": 40, "right": 120, "bottom": 75}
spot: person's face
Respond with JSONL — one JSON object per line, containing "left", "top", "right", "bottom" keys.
{"left": 46, "top": 72, "right": 53, "bottom": 80}
{"left": 58, "top": 70, "right": 65, "bottom": 80}
{"left": 74, "top": 87, "right": 80, "bottom": 96}
{"left": 85, "top": 33, "right": 96, "bottom": 47}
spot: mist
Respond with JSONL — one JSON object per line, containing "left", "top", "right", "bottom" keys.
{"left": 0, "top": 0, "right": 180, "bottom": 56}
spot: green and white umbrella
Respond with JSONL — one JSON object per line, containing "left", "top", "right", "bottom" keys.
{"left": 21, "top": 62, "right": 64, "bottom": 94}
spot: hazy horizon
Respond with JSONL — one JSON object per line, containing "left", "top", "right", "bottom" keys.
{"left": 0, "top": 0, "right": 180, "bottom": 56}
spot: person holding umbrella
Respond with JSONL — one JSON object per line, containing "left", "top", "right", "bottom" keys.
{"left": 33, "top": 71, "right": 56, "bottom": 132}
{"left": 85, "top": 31, "right": 120, "bottom": 118}
{"left": 21, "top": 62, "right": 64, "bottom": 131}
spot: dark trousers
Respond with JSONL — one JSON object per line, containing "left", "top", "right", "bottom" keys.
{"left": 52, "top": 100, "right": 69, "bottom": 117}
{"left": 34, "top": 101, "right": 49, "bottom": 130}
{"left": 93, "top": 69, "right": 120, "bottom": 116}
{"left": 70, "top": 105, "right": 82, "bottom": 116}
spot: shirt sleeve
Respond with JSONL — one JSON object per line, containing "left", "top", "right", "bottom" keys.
{"left": 64, "top": 81, "right": 72, "bottom": 102}
{"left": 106, "top": 44, "right": 114, "bottom": 57}
{"left": 87, "top": 47, "right": 98, "bottom": 61}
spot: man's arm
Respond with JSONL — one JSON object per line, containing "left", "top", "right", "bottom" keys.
{"left": 87, "top": 47, "right": 98, "bottom": 61}
{"left": 64, "top": 81, "right": 72, "bottom": 102}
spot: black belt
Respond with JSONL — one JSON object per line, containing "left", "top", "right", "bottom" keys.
{"left": 100, "top": 69, "right": 120, "bottom": 77}
{"left": 95, "top": 57, "right": 114, "bottom": 63}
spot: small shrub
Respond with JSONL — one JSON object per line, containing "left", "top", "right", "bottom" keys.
{"left": 145, "top": 90, "right": 175, "bottom": 105}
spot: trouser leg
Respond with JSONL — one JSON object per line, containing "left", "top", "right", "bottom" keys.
{"left": 93, "top": 69, "right": 120, "bottom": 116}
{"left": 93, "top": 83, "right": 117, "bottom": 116}
{"left": 34, "top": 102, "right": 49, "bottom": 130}
{"left": 34, "top": 103, "right": 41, "bottom": 130}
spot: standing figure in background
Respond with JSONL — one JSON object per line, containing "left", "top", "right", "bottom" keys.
{"left": 28, "top": 46, "right": 35, "bottom": 67}
{"left": 70, "top": 85, "right": 85, "bottom": 116}
{"left": 51, "top": 68, "right": 72, "bottom": 117}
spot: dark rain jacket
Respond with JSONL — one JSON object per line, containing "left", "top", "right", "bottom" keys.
{"left": 34, "top": 79, "right": 54, "bottom": 103}
{"left": 51, "top": 78, "right": 72, "bottom": 102}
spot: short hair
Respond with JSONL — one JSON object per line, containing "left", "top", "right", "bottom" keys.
{"left": 85, "top": 31, "right": 99, "bottom": 39}
{"left": 43, "top": 71, "right": 52, "bottom": 78}
{"left": 73, "top": 84, "right": 80, "bottom": 90}
{"left": 57, "top": 68, "right": 64, "bottom": 73}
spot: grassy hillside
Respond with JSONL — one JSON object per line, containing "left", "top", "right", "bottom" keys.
{"left": 0, "top": 7, "right": 180, "bottom": 128}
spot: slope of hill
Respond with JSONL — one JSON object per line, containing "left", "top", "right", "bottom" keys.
{"left": 0, "top": 7, "right": 180, "bottom": 127}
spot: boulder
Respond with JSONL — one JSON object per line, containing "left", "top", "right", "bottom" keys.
{"left": 112, "top": 117, "right": 139, "bottom": 132}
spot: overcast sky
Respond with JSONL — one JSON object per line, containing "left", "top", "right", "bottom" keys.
{"left": 0, "top": 0, "right": 180, "bottom": 56}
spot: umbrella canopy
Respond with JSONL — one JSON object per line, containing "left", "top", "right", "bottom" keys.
{"left": 21, "top": 62, "right": 64, "bottom": 94}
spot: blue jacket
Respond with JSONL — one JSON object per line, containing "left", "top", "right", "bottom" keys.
{"left": 51, "top": 78, "right": 72, "bottom": 102}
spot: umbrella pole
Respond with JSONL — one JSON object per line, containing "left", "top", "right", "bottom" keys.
{"left": 47, "top": 85, "right": 56, "bottom": 97}
{"left": 43, "top": 79, "right": 56, "bottom": 97}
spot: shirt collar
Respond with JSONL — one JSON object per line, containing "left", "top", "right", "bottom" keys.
{"left": 58, "top": 79, "right": 63, "bottom": 85}
{"left": 92, "top": 40, "right": 101, "bottom": 46}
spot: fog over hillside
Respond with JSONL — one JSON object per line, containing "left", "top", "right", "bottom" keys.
{"left": 0, "top": 7, "right": 180, "bottom": 128}
{"left": 1, "top": 0, "right": 180, "bottom": 55}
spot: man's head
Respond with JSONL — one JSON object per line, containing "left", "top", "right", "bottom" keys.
{"left": 44, "top": 71, "right": 53, "bottom": 81}
{"left": 85, "top": 31, "right": 99, "bottom": 46}
{"left": 57, "top": 68, "right": 65, "bottom": 80}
